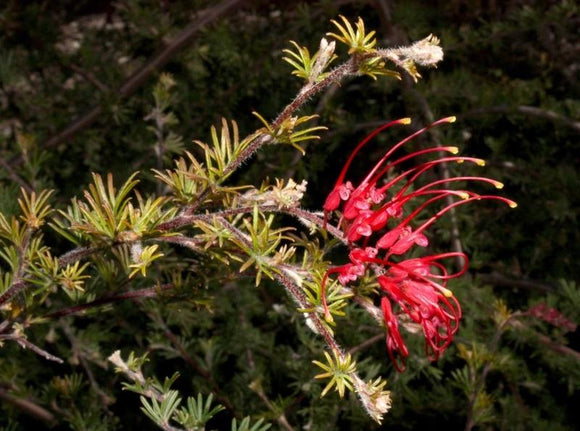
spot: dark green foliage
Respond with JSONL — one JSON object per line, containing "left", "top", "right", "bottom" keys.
{"left": 0, "top": 1, "right": 578, "bottom": 430}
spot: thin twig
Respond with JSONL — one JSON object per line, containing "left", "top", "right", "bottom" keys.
{"left": 67, "top": 63, "right": 110, "bottom": 93}
{"left": 464, "top": 311, "right": 580, "bottom": 431}
{"left": 108, "top": 351, "right": 163, "bottom": 402}
{"left": 0, "top": 387, "right": 55, "bottom": 424}
{"left": 0, "top": 156, "right": 33, "bottom": 192}
{"left": 183, "top": 55, "right": 366, "bottom": 216}
{"left": 61, "top": 322, "right": 114, "bottom": 410}
{"left": 464, "top": 105, "right": 580, "bottom": 133}
{"left": 476, "top": 271, "right": 555, "bottom": 292}
{"left": 0, "top": 229, "right": 32, "bottom": 307}
{"left": 348, "top": 333, "right": 384, "bottom": 355}
{"left": 148, "top": 313, "right": 237, "bottom": 414}
{"left": 58, "top": 246, "right": 103, "bottom": 267}
{"left": 241, "top": 311, "right": 295, "bottom": 431}
{"left": 0, "top": 280, "right": 27, "bottom": 307}
{"left": 157, "top": 205, "right": 346, "bottom": 243}
{"left": 45, "top": 283, "right": 176, "bottom": 319}
{"left": 0, "top": 334, "right": 65, "bottom": 364}
{"left": 200, "top": 59, "right": 354, "bottom": 202}
{"left": 464, "top": 314, "right": 515, "bottom": 431}
{"left": 533, "top": 332, "right": 580, "bottom": 361}
{"left": 248, "top": 381, "right": 295, "bottom": 431}
{"left": 509, "top": 320, "right": 580, "bottom": 361}
{"left": 219, "top": 59, "right": 362, "bottom": 181}
{"left": 212, "top": 215, "right": 387, "bottom": 423}
{"left": 216, "top": 217, "right": 342, "bottom": 353}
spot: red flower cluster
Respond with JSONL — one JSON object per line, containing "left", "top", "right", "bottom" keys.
{"left": 322, "top": 117, "right": 516, "bottom": 371}
{"left": 526, "top": 303, "right": 577, "bottom": 333}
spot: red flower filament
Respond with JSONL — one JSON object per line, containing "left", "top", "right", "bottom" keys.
{"left": 322, "top": 117, "right": 516, "bottom": 371}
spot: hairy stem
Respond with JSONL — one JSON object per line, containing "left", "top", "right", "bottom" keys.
{"left": 0, "top": 229, "right": 32, "bottom": 307}
{"left": 0, "top": 332, "right": 64, "bottom": 363}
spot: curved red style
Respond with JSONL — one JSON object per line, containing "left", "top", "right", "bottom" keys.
{"left": 322, "top": 117, "right": 516, "bottom": 371}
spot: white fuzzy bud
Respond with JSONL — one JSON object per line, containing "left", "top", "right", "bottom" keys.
{"left": 405, "top": 34, "right": 443, "bottom": 67}
{"left": 130, "top": 241, "right": 143, "bottom": 263}
{"left": 310, "top": 38, "right": 336, "bottom": 83}
{"left": 240, "top": 178, "right": 307, "bottom": 208}
{"left": 304, "top": 313, "right": 320, "bottom": 334}
{"left": 352, "top": 375, "right": 393, "bottom": 424}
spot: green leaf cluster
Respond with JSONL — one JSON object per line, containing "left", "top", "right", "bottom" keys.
{"left": 0, "top": 2, "right": 577, "bottom": 431}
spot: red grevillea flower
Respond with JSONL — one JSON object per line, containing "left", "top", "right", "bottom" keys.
{"left": 322, "top": 117, "right": 516, "bottom": 372}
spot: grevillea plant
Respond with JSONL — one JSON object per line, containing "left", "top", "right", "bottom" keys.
{"left": 320, "top": 116, "right": 516, "bottom": 372}
{"left": 0, "top": 16, "right": 519, "bottom": 428}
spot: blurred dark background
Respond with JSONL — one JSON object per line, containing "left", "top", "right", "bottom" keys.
{"left": 0, "top": 1, "right": 578, "bottom": 430}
